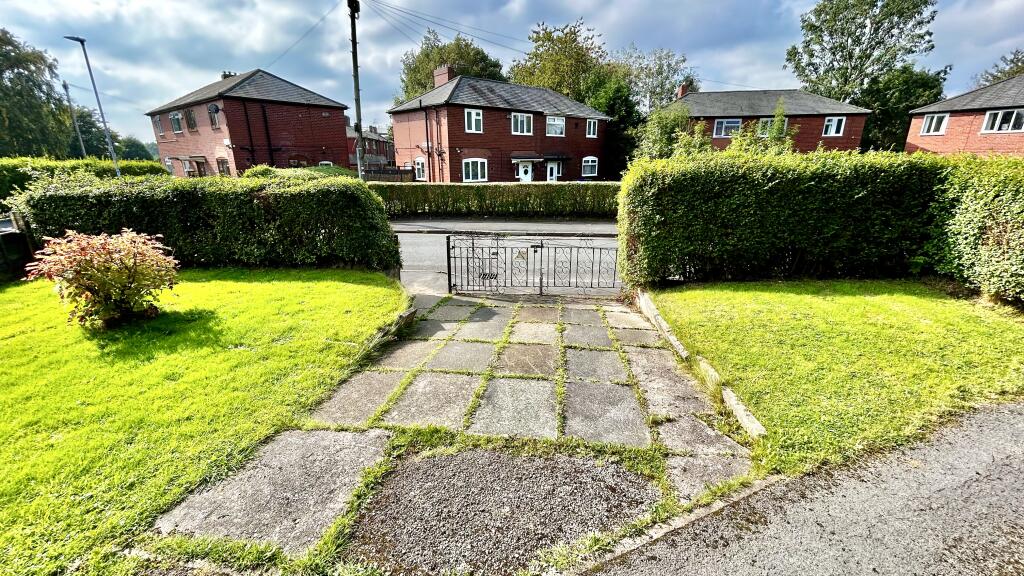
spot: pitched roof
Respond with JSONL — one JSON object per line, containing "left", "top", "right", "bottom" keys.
{"left": 146, "top": 69, "right": 347, "bottom": 115}
{"left": 388, "top": 76, "right": 611, "bottom": 120}
{"left": 669, "top": 89, "right": 870, "bottom": 117}
{"left": 346, "top": 126, "right": 391, "bottom": 142}
{"left": 910, "top": 74, "right": 1024, "bottom": 114}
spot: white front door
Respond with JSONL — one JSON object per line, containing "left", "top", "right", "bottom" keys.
{"left": 546, "top": 162, "right": 559, "bottom": 181}
{"left": 517, "top": 161, "right": 533, "bottom": 182}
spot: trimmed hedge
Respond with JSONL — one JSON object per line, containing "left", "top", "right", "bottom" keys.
{"left": 369, "top": 181, "right": 619, "bottom": 218}
{"left": 619, "top": 151, "right": 951, "bottom": 285}
{"left": 12, "top": 172, "right": 400, "bottom": 270}
{"left": 0, "top": 157, "right": 167, "bottom": 207}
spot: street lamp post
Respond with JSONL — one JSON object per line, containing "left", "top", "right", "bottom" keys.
{"left": 63, "top": 35, "right": 120, "bottom": 177}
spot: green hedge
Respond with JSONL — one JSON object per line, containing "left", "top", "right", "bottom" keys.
{"left": 619, "top": 151, "right": 951, "bottom": 285}
{"left": 12, "top": 172, "right": 400, "bottom": 270}
{"left": 0, "top": 157, "right": 167, "bottom": 207}
{"left": 369, "top": 181, "right": 619, "bottom": 218}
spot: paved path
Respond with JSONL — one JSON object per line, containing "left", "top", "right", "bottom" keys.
{"left": 592, "top": 403, "right": 1024, "bottom": 576}
{"left": 392, "top": 218, "right": 617, "bottom": 236}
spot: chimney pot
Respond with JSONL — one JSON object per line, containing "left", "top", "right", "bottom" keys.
{"left": 676, "top": 83, "right": 689, "bottom": 99}
{"left": 221, "top": 70, "right": 236, "bottom": 80}
{"left": 433, "top": 64, "right": 456, "bottom": 88}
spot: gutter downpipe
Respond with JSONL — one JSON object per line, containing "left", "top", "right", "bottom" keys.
{"left": 422, "top": 100, "right": 434, "bottom": 182}
{"left": 261, "top": 104, "right": 275, "bottom": 167}
{"left": 242, "top": 101, "right": 257, "bottom": 167}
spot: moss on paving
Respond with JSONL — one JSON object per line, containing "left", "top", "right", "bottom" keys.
{"left": 652, "top": 279, "right": 1024, "bottom": 474}
{"left": 0, "top": 269, "right": 407, "bottom": 576}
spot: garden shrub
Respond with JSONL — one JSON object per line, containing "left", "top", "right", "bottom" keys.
{"left": 619, "top": 151, "right": 951, "bottom": 285}
{"left": 369, "top": 181, "right": 620, "bottom": 218}
{"left": 25, "top": 229, "right": 178, "bottom": 327}
{"left": 0, "top": 157, "right": 166, "bottom": 208}
{"left": 12, "top": 172, "right": 400, "bottom": 270}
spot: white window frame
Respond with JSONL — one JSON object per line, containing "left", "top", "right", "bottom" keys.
{"left": 757, "top": 117, "right": 788, "bottom": 137}
{"left": 209, "top": 107, "right": 221, "bottom": 129}
{"left": 981, "top": 109, "right": 1024, "bottom": 133}
{"left": 713, "top": 118, "right": 742, "bottom": 138}
{"left": 546, "top": 160, "right": 563, "bottom": 181}
{"left": 414, "top": 157, "right": 426, "bottom": 181}
{"left": 462, "top": 158, "right": 488, "bottom": 182}
{"left": 586, "top": 118, "right": 598, "bottom": 138}
{"left": 511, "top": 112, "right": 533, "bottom": 135}
{"left": 181, "top": 159, "right": 194, "bottom": 177}
{"left": 822, "top": 116, "right": 846, "bottom": 137}
{"left": 464, "top": 108, "right": 483, "bottom": 133}
{"left": 582, "top": 156, "right": 598, "bottom": 177}
{"left": 546, "top": 116, "right": 565, "bottom": 137}
{"left": 169, "top": 112, "right": 183, "bottom": 134}
{"left": 153, "top": 115, "right": 164, "bottom": 136}
{"left": 919, "top": 113, "right": 949, "bottom": 136}
{"left": 163, "top": 157, "right": 174, "bottom": 173}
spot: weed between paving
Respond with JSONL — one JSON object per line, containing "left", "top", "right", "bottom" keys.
{"left": 345, "top": 449, "right": 661, "bottom": 575}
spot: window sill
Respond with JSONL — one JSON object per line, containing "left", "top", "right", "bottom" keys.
{"left": 546, "top": 134, "right": 566, "bottom": 138}
{"left": 512, "top": 133, "right": 533, "bottom": 136}
{"left": 465, "top": 130, "right": 483, "bottom": 134}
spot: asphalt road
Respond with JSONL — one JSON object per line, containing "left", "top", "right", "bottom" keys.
{"left": 592, "top": 403, "right": 1024, "bottom": 576}
{"left": 392, "top": 218, "right": 617, "bottom": 236}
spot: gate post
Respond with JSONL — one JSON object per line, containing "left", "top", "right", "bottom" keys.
{"left": 445, "top": 234, "right": 453, "bottom": 294}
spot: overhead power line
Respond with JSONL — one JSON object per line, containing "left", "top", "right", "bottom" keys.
{"left": 372, "top": 0, "right": 531, "bottom": 45}
{"left": 266, "top": 0, "right": 346, "bottom": 69}
{"left": 366, "top": 0, "right": 527, "bottom": 55}
{"left": 365, "top": 1, "right": 421, "bottom": 45}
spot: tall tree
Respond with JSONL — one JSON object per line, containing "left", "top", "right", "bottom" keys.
{"left": 634, "top": 106, "right": 690, "bottom": 160}
{"left": 398, "top": 30, "right": 505, "bottom": 101}
{"left": 66, "top": 106, "right": 120, "bottom": 158}
{"left": 119, "top": 136, "right": 152, "bottom": 160}
{"left": 586, "top": 63, "right": 642, "bottom": 177}
{"left": 0, "top": 28, "right": 69, "bottom": 157}
{"left": 615, "top": 43, "right": 698, "bottom": 113}
{"left": 854, "top": 64, "right": 948, "bottom": 150}
{"left": 785, "top": 0, "right": 937, "bottom": 102}
{"left": 508, "top": 19, "right": 607, "bottom": 103}
{"left": 973, "top": 49, "right": 1024, "bottom": 88}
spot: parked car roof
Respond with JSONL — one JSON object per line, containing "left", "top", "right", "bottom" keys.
{"left": 388, "top": 76, "right": 611, "bottom": 120}
{"left": 670, "top": 89, "right": 870, "bottom": 117}
{"left": 910, "top": 74, "right": 1024, "bottom": 114}
{"left": 146, "top": 69, "right": 348, "bottom": 115}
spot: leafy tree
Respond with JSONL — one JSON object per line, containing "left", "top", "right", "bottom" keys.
{"left": 398, "top": 30, "right": 505, "bottom": 101}
{"left": 634, "top": 106, "right": 690, "bottom": 160}
{"left": 508, "top": 19, "right": 607, "bottom": 103}
{"left": 785, "top": 0, "right": 937, "bottom": 102}
{"left": 854, "top": 64, "right": 948, "bottom": 150}
{"left": 615, "top": 43, "right": 698, "bottom": 113}
{"left": 726, "top": 98, "right": 798, "bottom": 154}
{"left": 144, "top": 141, "right": 159, "bottom": 159}
{"left": 0, "top": 28, "right": 69, "bottom": 157}
{"left": 67, "top": 106, "right": 120, "bottom": 158}
{"left": 586, "top": 63, "right": 642, "bottom": 177}
{"left": 973, "top": 49, "right": 1024, "bottom": 88}
{"left": 671, "top": 121, "right": 714, "bottom": 156}
{"left": 119, "top": 136, "right": 152, "bottom": 160}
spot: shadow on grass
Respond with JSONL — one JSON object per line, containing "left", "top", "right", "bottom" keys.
{"left": 177, "top": 267, "right": 398, "bottom": 290}
{"left": 657, "top": 277, "right": 959, "bottom": 302}
{"left": 87, "top": 308, "right": 224, "bottom": 361}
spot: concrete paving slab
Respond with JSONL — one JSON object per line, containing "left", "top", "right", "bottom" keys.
{"left": 154, "top": 430, "right": 390, "bottom": 553}
{"left": 567, "top": 349, "right": 628, "bottom": 383}
{"left": 495, "top": 343, "right": 560, "bottom": 377}
{"left": 468, "top": 378, "right": 557, "bottom": 439}
{"left": 455, "top": 316, "right": 510, "bottom": 341}
{"left": 383, "top": 372, "right": 481, "bottom": 428}
{"left": 564, "top": 324, "right": 613, "bottom": 348}
{"left": 562, "top": 307, "right": 604, "bottom": 326}
{"left": 666, "top": 455, "right": 752, "bottom": 502}
{"left": 659, "top": 414, "right": 749, "bottom": 456}
{"left": 372, "top": 340, "right": 438, "bottom": 370}
{"left": 408, "top": 318, "right": 459, "bottom": 340}
{"left": 605, "top": 311, "right": 652, "bottom": 329}
{"left": 565, "top": 381, "right": 650, "bottom": 447}
{"left": 517, "top": 306, "right": 560, "bottom": 323}
{"left": 626, "top": 348, "right": 711, "bottom": 416}
{"left": 312, "top": 371, "right": 403, "bottom": 425}
{"left": 427, "top": 305, "right": 475, "bottom": 322}
{"left": 426, "top": 341, "right": 495, "bottom": 372}
{"left": 412, "top": 294, "right": 444, "bottom": 310}
{"left": 510, "top": 322, "right": 559, "bottom": 344}
{"left": 614, "top": 328, "right": 662, "bottom": 347}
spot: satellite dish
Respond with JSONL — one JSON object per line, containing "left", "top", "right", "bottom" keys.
{"left": 208, "top": 103, "right": 220, "bottom": 114}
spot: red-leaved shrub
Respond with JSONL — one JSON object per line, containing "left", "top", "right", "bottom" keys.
{"left": 25, "top": 229, "right": 178, "bottom": 327}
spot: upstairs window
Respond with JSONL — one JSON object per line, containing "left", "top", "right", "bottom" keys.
{"left": 546, "top": 116, "right": 565, "bottom": 137}
{"left": 982, "top": 109, "right": 1024, "bottom": 133}
{"left": 414, "top": 157, "right": 426, "bottom": 181}
{"left": 209, "top": 107, "right": 221, "bottom": 129}
{"left": 920, "top": 113, "right": 948, "bottom": 135}
{"left": 169, "top": 112, "right": 183, "bottom": 133}
{"left": 462, "top": 158, "right": 488, "bottom": 182}
{"left": 465, "top": 108, "right": 483, "bottom": 133}
{"left": 582, "top": 156, "right": 598, "bottom": 177}
{"left": 713, "top": 118, "right": 741, "bottom": 138}
{"left": 153, "top": 115, "right": 164, "bottom": 135}
{"left": 511, "top": 112, "right": 533, "bottom": 135}
{"left": 184, "top": 108, "right": 198, "bottom": 131}
{"left": 757, "top": 117, "right": 788, "bottom": 137}
{"left": 822, "top": 116, "right": 846, "bottom": 137}
{"left": 586, "top": 118, "right": 598, "bottom": 138}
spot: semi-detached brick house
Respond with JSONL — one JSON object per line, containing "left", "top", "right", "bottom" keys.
{"left": 146, "top": 69, "right": 351, "bottom": 177}
{"left": 905, "top": 74, "right": 1024, "bottom": 156}
{"left": 666, "top": 87, "right": 870, "bottom": 152}
{"left": 388, "top": 66, "right": 610, "bottom": 182}
{"left": 347, "top": 125, "right": 395, "bottom": 169}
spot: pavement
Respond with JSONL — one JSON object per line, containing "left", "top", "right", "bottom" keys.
{"left": 591, "top": 402, "right": 1024, "bottom": 576}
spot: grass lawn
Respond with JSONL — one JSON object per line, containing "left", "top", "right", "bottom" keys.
{"left": 0, "top": 268, "right": 406, "bottom": 575}
{"left": 652, "top": 280, "right": 1024, "bottom": 474}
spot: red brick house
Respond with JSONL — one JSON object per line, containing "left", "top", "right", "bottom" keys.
{"left": 905, "top": 74, "right": 1024, "bottom": 156}
{"left": 668, "top": 87, "right": 870, "bottom": 152}
{"left": 388, "top": 66, "right": 610, "bottom": 182}
{"left": 347, "top": 125, "right": 395, "bottom": 169}
{"left": 146, "top": 69, "right": 351, "bottom": 177}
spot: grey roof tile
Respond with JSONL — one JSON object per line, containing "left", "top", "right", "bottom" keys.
{"left": 669, "top": 89, "right": 870, "bottom": 117}
{"left": 147, "top": 69, "right": 347, "bottom": 115}
{"left": 910, "top": 74, "right": 1024, "bottom": 114}
{"left": 388, "top": 76, "right": 611, "bottom": 120}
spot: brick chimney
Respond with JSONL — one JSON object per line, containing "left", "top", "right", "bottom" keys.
{"left": 675, "top": 83, "right": 689, "bottom": 100}
{"left": 368, "top": 125, "right": 378, "bottom": 134}
{"left": 221, "top": 70, "right": 237, "bottom": 80}
{"left": 433, "top": 64, "right": 456, "bottom": 88}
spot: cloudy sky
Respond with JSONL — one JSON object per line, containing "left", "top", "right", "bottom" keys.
{"left": 5, "top": 0, "right": 1023, "bottom": 141}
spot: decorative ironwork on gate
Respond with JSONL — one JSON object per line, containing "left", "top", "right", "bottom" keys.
{"left": 446, "top": 234, "right": 620, "bottom": 295}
